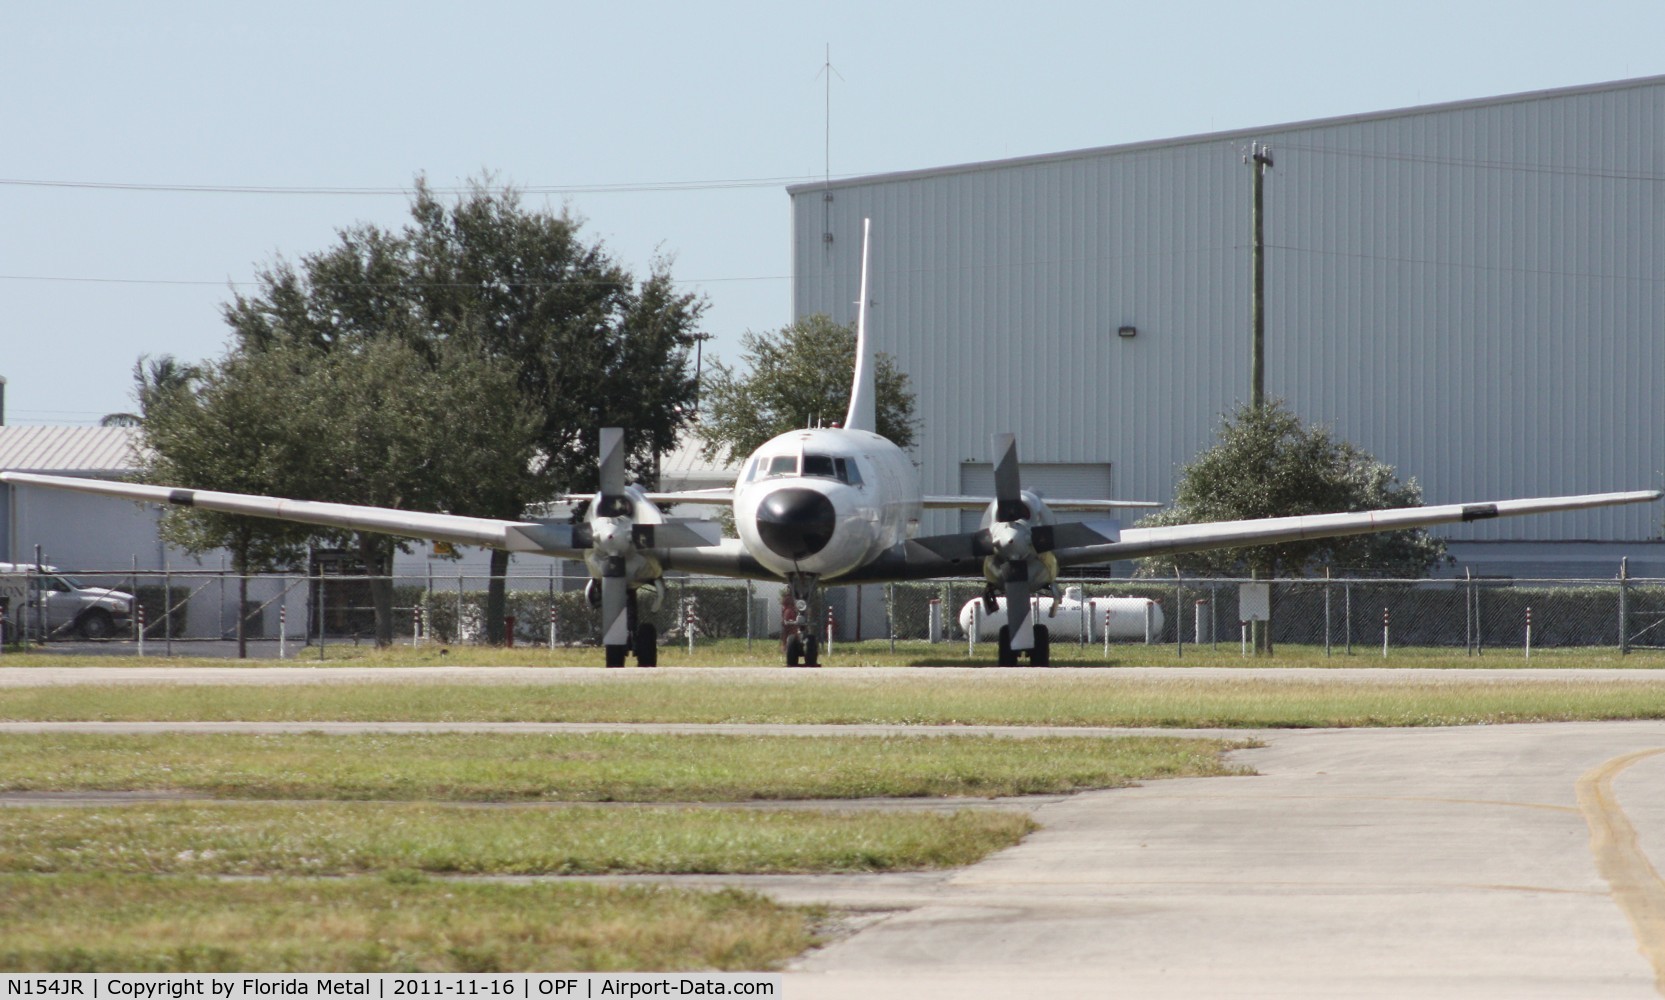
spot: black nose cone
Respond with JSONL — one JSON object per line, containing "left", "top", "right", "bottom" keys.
{"left": 756, "top": 488, "right": 837, "bottom": 561}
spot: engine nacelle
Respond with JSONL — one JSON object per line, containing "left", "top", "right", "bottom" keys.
{"left": 980, "top": 489, "right": 1060, "bottom": 589}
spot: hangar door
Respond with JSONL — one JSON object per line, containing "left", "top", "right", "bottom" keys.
{"left": 957, "top": 463, "right": 1113, "bottom": 533}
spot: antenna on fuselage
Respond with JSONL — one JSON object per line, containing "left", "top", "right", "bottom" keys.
{"left": 842, "top": 218, "right": 876, "bottom": 433}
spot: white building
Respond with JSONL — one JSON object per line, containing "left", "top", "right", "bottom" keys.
{"left": 789, "top": 76, "right": 1665, "bottom": 578}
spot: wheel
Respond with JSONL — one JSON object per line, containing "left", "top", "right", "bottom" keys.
{"left": 785, "top": 632, "right": 803, "bottom": 667}
{"left": 996, "top": 626, "right": 1018, "bottom": 667}
{"left": 604, "top": 644, "right": 627, "bottom": 668}
{"left": 1029, "top": 625, "right": 1051, "bottom": 667}
{"left": 78, "top": 609, "right": 114, "bottom": 640}
{"left": 804, "top": 634, "right": 820, "bottom": 667}
{"left": 635, "top": 623, "right": 658, "bottom": 668}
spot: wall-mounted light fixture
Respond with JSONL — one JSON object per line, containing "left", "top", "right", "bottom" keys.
{"left": 1117, "top": 325, "right": 1138, "bottom": 339}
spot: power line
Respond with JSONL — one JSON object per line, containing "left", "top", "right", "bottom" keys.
{"left": 0, "top": 174, "right": 834, "bottom": 197}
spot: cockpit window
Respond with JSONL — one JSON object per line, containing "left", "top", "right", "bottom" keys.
{"left": 802, "top": 454, "right": 836, "bottom": 478}
{"left": 765, "top": 455, "right": 798, "bottom": 477}
{"left": 835, "top": 457, "right": 862, "bottom": 486}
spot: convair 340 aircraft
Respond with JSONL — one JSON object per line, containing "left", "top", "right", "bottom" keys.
{"left": 4, "top": 220, "right": 1659, "bottom": 666}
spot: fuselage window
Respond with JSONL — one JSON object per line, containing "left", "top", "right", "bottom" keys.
{"left": 766, "top": 455, "right": 798, "bottom": 477}
{"left": 802, "top": 454, "right": 836, "bottom": 479}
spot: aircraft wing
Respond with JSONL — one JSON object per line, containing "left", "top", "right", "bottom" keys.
{"left": 839, "top": 489, "right": 1662, "bottom": 583}
{"left": 923, "top": 495, "right": 1160, "bottom": 511}
{"left": 641, "top": 489, "right": 734, "bottom": 506}
{"left": 1050, "top": 490, "right": 1664, "bottom": 567}
{"left": 0, "top": 472, "right": 589, "bottom": 557}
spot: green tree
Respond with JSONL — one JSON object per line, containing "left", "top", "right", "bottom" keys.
{"left": 135, "top": 348, "right": 316, "bottom": 658}
{"left": 1137, "top": 400, "right": 1449, "bottom": 578}
{"left": 403, "top": 178, "right": 702, "bottom": 637}
{"left": 697, "top": 314, "right": 917, "bottom": 463}
{"left": 218, "top": 175, "right": 703, "bottom": 643}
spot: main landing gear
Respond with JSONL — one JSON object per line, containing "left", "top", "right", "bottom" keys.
{"left": 996, "top": 623, "right": 1050, "bottom": 667}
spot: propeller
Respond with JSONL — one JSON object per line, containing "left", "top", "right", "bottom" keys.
{"left": 987, "top": 433, "right": 1039, "bottom": 651}
{"left": 594, "top": 427, "right": 633, "bottom": 649}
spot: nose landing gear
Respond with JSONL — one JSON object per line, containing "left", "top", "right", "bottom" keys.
{"left": 780, "top": 574, "right": 821, "bottom": 667}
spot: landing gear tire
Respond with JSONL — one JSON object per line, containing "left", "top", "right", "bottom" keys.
{"left": 635, "top": 623, "right": 658, "bottom": 668}
{"left": 78, "top": 609, "right": 114, "bottom": 641}
{"left": 785, "top": 632, "right": 804, "bottom": 667}
{"left": 604, "top": 644, "right": 628, "bottom": 668}
{"left": 996, "top": 626, "right": 1018, "bottom": 667}
{"left": 804, "top": 634, "right": 820, "bottom": 667}
{"left": 1030, "top": 625, "right": 1050, "bottom": 667}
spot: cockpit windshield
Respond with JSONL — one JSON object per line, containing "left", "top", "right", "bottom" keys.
{"left": 751, "top": 452, "right": 864, "bottom": 486}
{"left": 803, "top": 454, "right": 863, "bottom": 486}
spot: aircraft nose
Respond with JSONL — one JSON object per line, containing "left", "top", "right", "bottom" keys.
{"left": 756, "top": 488, "right": 837, "bottom": 561}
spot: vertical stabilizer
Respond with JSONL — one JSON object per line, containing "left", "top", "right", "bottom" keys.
{"left": 843, "top": 218, "right": 877, "bottom": 433}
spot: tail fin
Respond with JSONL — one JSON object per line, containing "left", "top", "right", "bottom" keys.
{"left": 843, "top": 218, "right": 877, "bottom": 433}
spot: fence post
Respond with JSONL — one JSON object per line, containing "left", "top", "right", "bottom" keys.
{"left": 318, "top": 571, "right": 326, "bottom": 662}
{"left": 887, "top": 582, "right": 896, "bottom": 654}
{"left": 746, "top": 580, "right": 754, "bottom": 653}
{"left": 970, "top": 601, "right": 979, "bottom": 657}
{"left": 928, "top": 597, "right": 942, "bottom": 644}
{"left": 1195, "top": 599, "right": 1208, "bottom": 646}
{"left": 1465, "top": 567, "right": 1474, "bottom": 657}
{"left": 1324, "top": 568, "right": 1332, "bottom": 658}
{"left": 1144, "top": 601, "right": 1155, "bottom": 645}
{"left": 164, "top": 562, "right": 174, "bottom": 658}
{"left": 136, "top": 604, "right": 146, "bottom": 658}
{"left": 1619, "top": 557, "right": 1630, "bottom": 656}
{"left": 1344, "top": 582, "right": 1352, "bottom": 656}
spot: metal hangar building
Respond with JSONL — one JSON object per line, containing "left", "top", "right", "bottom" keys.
{"left": 788, "top": 75, "right": 1665, "bottom": 578}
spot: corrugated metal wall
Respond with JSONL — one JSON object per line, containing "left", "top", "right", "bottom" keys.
{"left": 790, "top": 77, "right": 1665, "bottom": 546}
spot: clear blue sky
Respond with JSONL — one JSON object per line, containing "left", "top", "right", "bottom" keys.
{"left": 4, "top": 0, "right": 1662, "bottom": 425}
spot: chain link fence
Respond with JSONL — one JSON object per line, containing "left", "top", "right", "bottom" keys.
{"left": 2, "top": 565, "right": 1662, "bottom": 657}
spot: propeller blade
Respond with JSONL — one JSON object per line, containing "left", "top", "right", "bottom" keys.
{"left": 600, "top": 559, "right": 630, "bottom": 647}
{"left": 991, "top": 433, "right": 1028, "bottom": 522}
{"left": 598, "top": 427, "right": 629, "bottom": 518}
{"left": 1004, "top": 560, "right": 1034, "bottom": 651}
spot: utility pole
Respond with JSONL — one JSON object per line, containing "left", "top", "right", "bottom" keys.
{"left": 1246, "top": 143, "right": 1274, "bottom": 655}
{"left": 1248, "top": 142, "right": 1274, "bottom": 409}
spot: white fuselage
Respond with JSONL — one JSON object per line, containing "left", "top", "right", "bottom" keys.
{"left": 733, "top": 426, "right": 921, "bottom": 580}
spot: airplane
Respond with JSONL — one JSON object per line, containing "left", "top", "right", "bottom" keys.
{"left": 2, "top": 219, "right": 1659, "bottom": 667}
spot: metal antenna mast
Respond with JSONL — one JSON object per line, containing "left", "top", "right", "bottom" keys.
{"left": 817, "top": 45, "right": 842, "bottom": 250}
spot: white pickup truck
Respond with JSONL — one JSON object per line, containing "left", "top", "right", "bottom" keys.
{"left": 0, "top": 563, "right": 136, "bottom": 641}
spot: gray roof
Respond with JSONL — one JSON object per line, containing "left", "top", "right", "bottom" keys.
{"left": 0, "top": 426, "right": 142, "bottom": 475}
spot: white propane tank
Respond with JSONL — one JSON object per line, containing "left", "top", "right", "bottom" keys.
{"left": 957, "top": 586, "right": 1164, "bottom": 640}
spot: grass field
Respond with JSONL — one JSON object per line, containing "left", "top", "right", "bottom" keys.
{"left": 6, "top": 648, "right": 1658, "bottom": 971}
{"left": 0, "top": 802, "right": 1039, "bottom": 875}
{"left": 0, "top": 726, "right": 1239, "bottom": 971}
{"left": 5, "top": 673, "right": 1665, "bottom": 727}
{"left": 0, "top": 731, "right": 1244, "bottom": 799}
{"left": 0, "top": 875, "right": 816, "bottom": 972}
